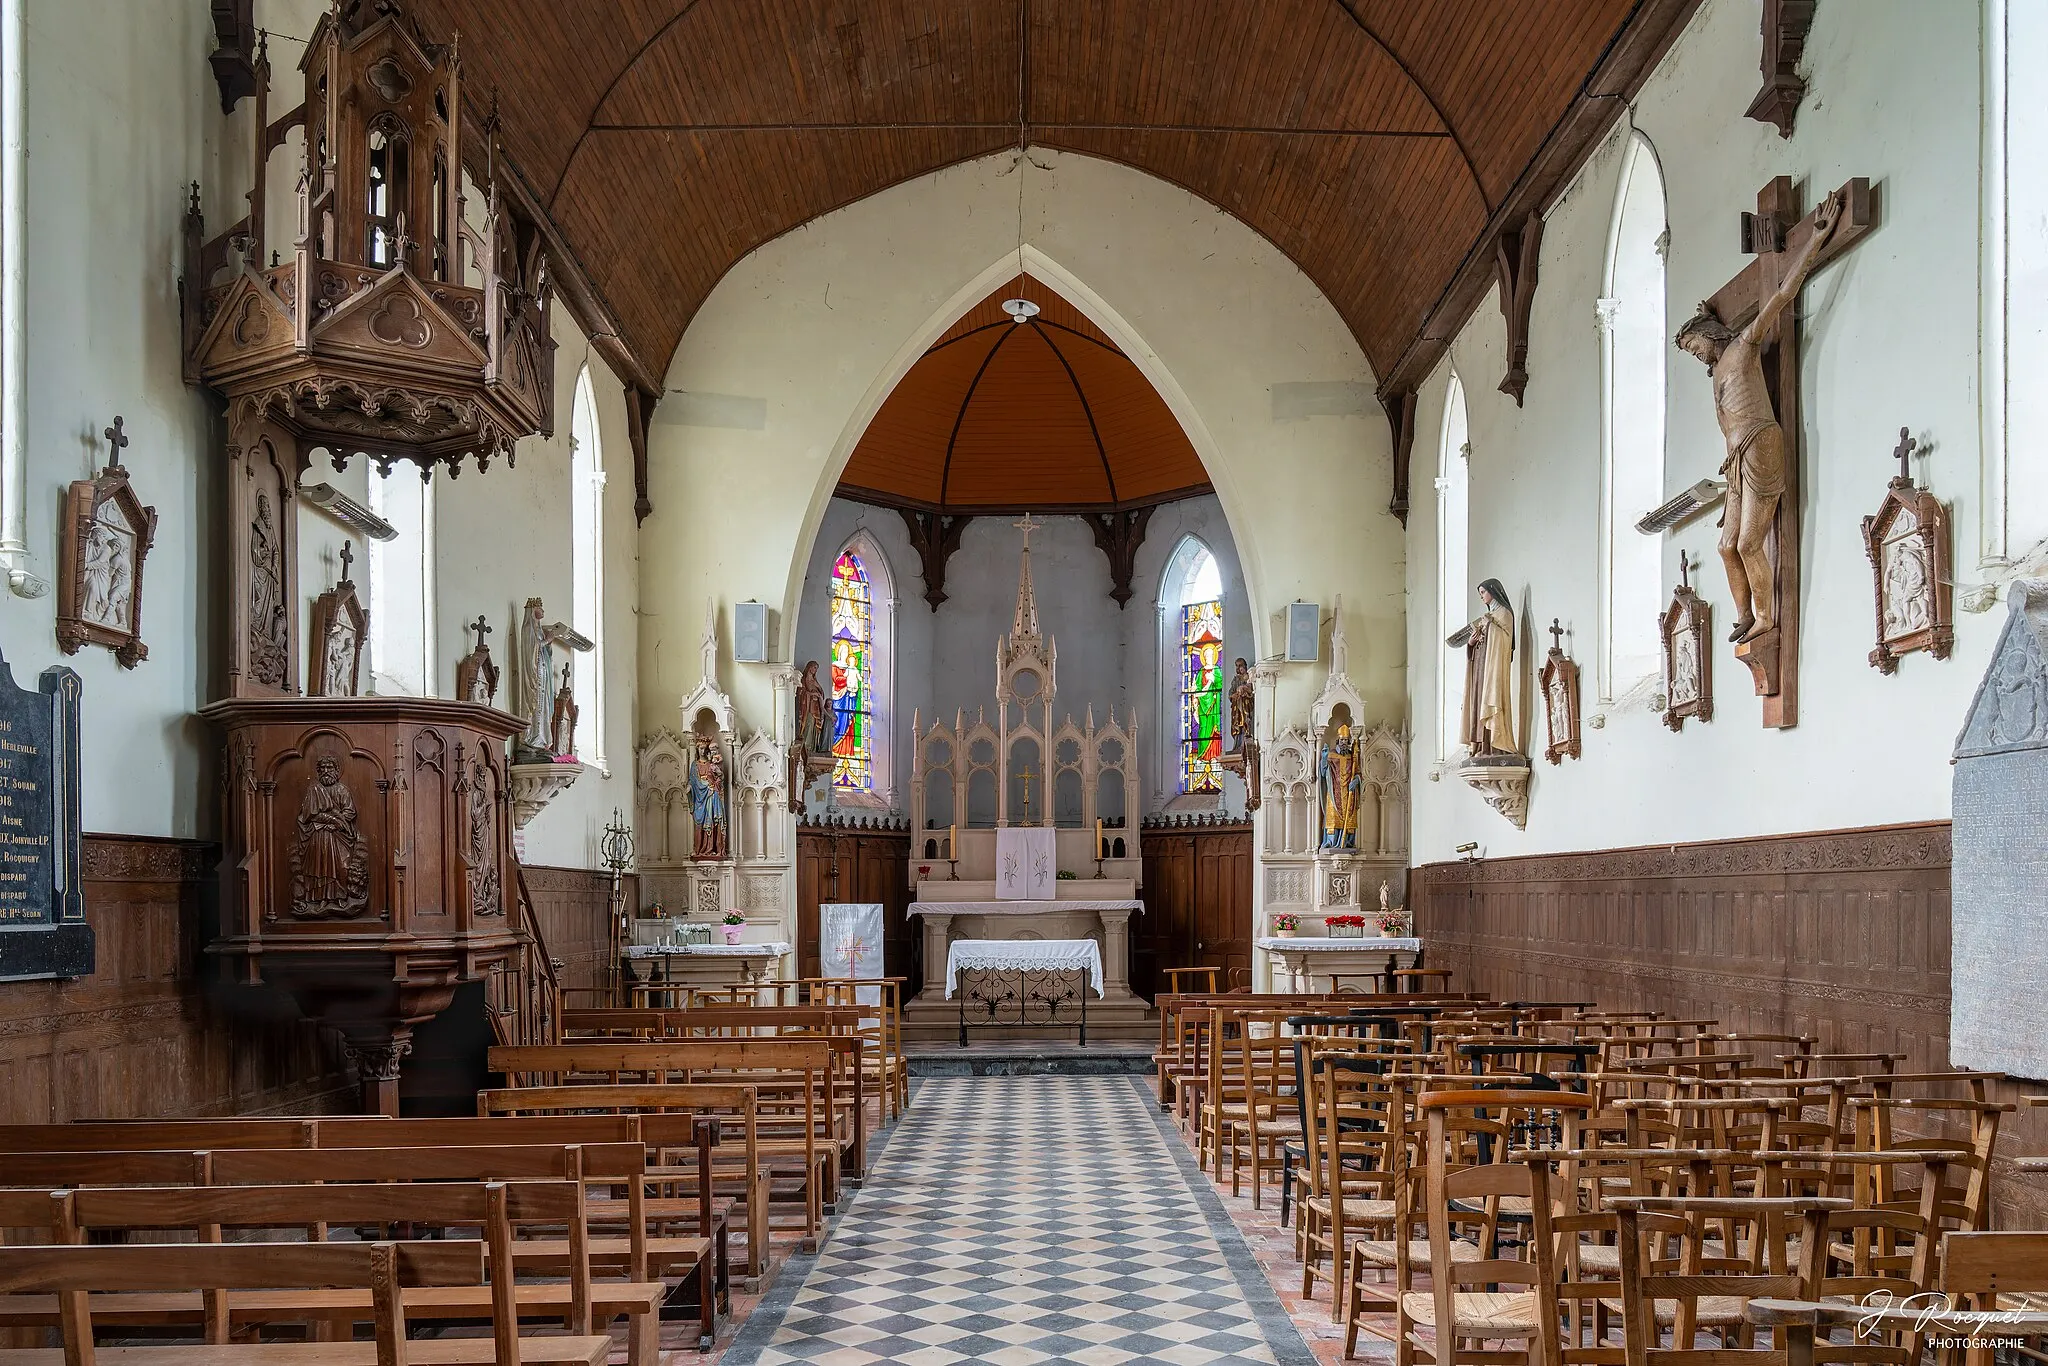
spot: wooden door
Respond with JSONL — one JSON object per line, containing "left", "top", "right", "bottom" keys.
{"left": 1136, "top": 823, "right": 1252, "bottom": 997}
{"left": 795, "top": 824, "right": 912, "bottom": 986}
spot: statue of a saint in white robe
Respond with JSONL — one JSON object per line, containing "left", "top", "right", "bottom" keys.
{"left": 1447, "top": 578, "right": 1519, "bottom": 758}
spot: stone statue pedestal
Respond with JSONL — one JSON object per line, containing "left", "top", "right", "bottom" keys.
{"left": 1459, "top": 756, "right": 1530, "bottom": 830}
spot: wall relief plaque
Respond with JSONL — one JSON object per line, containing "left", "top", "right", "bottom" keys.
{"left": 1539, "top": 618, "right": 1581, "bottom": 764}
{"left": 1862, "top": 428, "right": 1953, "bottom": 674}
{"left": 1662, "top": 556, "right": 1713, "bottom": 732}
{"left": 308, "top": 543, "right": 367, "bottom": 697}
{"left": 55, "top": 417, "right": 156, "bottom": 668}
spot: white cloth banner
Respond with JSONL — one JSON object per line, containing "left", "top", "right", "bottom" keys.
{"left": 820, "top": 903, "right": 885, "bottom": 1006}
{"left": 945, "top": 937, "right": 1104, "bottom": 998}
{"left": 995, "top": 826, "right": 1058, "bottom": 900}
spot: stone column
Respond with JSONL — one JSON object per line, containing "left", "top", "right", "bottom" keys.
{"left": 1097, "top": 907, "right": 1135, "bottom": 1001}
{"left": 919, "top": 913, "right": 953, "bottom": 999}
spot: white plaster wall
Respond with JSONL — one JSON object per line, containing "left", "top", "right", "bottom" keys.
{"left": 641, "top": 152, "right": 1405, "bottom": 752}
{"left": 791, "top": 494, "right": 1252, "bottom": 814}
{"left": 0, "top": 0, "right": 223, "bottom": 838}
{"left": 0, "top": 1, "right": 637, "bottom": 868}
{"left": 1408, "top": 0, "right": 1999, "bottom": 860}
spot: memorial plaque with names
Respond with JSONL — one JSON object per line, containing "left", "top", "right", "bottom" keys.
{"left": 0, "top": 646, "right": 91, "bottom": 981}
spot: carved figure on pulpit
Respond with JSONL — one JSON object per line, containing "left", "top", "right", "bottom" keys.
{"left": 1676, "top": 188, "right": 1844, "bottom": 644}
{"left": 248, "top": 492, "right": 289, "bottom": 687}
{"left": 289, "top": 755, "right": 369, "bottom": 919}
{"left": 689, "top": 742, "right": 730, "bottom": 862}
{"left": 1228, "top": 657, "right": 1254, "bottom": 752}
{"left": 1319, "top": 722, "right": 1362, "bottom": 849}
{"left": 1448, "top": 579, "right": 1520, "bottom": 757}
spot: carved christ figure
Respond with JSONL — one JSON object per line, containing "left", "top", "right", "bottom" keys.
{"left": 1447, "top": 578, "right": 1519, "bottom": 757}
{"left": 1676, "top": 187, "right": 1844, "bottom": 644}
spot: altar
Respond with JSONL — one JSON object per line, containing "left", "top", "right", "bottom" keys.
{"left": 895, "top": 517, "right": 1156, "bottom": 1044}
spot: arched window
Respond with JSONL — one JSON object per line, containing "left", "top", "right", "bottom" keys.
{"left": 1436, "top": 370, "right": 1470, "bottom": 758}
{"left": 1598, "top": 131, "right": 1668, "bottom": 698}
{"left": 368, "top": 467, "right": 433, "bottom": 695}
{"left": 1160, "top": 538, "right": 1225, "bottom": 795}
{"left": 829, "top": 549, "right": 876, "bottom": 792}
{"left": 569, "top": 367, "right": 606, "bottom": 767}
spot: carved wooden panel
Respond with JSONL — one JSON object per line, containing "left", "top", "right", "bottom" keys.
{"left": 520, "top": 864, "right": 631, "bottom": 1000}
{"left": 1413, "top": 821, "right": 2048, "bottom": 1230}
{"left": 0, "top": 835, "right": 348, "bottom": 1126}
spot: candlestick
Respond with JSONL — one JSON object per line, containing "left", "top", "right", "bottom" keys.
{"left": 1096, "top": 818, "right": 1105, "bottom": 861}
{"left": 949, "top": 823, "right": 957, "bottom": 860}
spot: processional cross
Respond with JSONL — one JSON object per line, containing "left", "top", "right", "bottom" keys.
{"left": 1013, "top": 511, "right": 1042, "bottom": 547}
{"left": 1689, "top": 175, "right": 1875, "bottom": 729}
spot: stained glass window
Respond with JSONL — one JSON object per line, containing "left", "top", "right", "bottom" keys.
{"left": 829, "top": 551, "right": 874, "bottom": 791}
{"left": 1179, "top": 599, "right": 1225, "bottom": 793}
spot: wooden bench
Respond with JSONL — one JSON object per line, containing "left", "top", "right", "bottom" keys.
{"left": 0, "top": 1239, "right": 614, "bottom": 1366}
{"left": 0, "top": 1181, "right": 669, "bottom": 1362}
{"left": 490, "top": 1040, "right": 849, "bottom": 1251}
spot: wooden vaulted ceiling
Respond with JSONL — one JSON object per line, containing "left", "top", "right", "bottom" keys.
{"left": 409, "top": 0, "right": 1697, "bottom": 405}
{"left": 838, "top": 275, "right": 1208, "bottom": 512}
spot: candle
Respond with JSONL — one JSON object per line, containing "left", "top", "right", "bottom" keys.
{"left": 949, "top": 824, "right": 957, "bottom": 861}
{"left": 1096, "top": 818, "right": 1105, "bottom": 860}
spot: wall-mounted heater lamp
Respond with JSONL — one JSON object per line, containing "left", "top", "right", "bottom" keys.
{"left": 300, "top": 483, "right": 398, "bottom": 542}
{"left": 1635, "top": 479, "right": 1727, "bottom": 536}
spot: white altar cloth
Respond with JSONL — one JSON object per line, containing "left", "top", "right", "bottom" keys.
{"left": 624, "top": 941, "right": 794, "bottom": 958}
{"left": 910, "top": 900, "right": 1143, "bottom": 916}
{"left": 945, "top": 938, "right": 1104, "bottom": 998}
{"left": 1253, "top": 936, "right": 1422, "bottom": 953}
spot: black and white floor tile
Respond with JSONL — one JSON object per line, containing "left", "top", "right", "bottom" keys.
{"left": 718, "top": 1075, "right": 1316, "bottom": 1366}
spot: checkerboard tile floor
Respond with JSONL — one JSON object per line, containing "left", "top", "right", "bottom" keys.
{"left": 719, "top": 1075, "right": 1317, "bottom": 1366}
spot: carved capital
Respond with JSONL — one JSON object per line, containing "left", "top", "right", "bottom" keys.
{"left": 342, "top": 1035, "right": 413, "bottom": 1083}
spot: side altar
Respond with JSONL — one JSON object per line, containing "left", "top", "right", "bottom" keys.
{"left": 897, "top": 517, "right": 1152, "bottom": 1044}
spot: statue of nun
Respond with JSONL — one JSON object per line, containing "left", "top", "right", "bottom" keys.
{"left": 1447, "top": 578, "right": 1520, "bottom": 758}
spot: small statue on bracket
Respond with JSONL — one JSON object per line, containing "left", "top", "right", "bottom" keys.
{"left": 1227, "top": 658, "right": 1255, "bottom": 752}
{"left": 455, "top": 614, "right": 500, "bottom": 705}
{"left": 549, "top": 661, "right": 579, "bottom": 758}
{"left": 1447, "top": 579, "right": 1520, "bottom": 760}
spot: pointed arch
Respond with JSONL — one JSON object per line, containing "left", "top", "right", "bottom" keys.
{"left": 826, "top": 528, "right": 897, "bottom": 803}
{"left": 1435, "top": 367, "right": 1470, "bottom": 759}
{"left": 1597, "top": 130, "right": 1668, "bottom": 701}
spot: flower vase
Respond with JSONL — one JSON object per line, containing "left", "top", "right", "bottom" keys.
{"left": 722, "top": 924, "right": 744, "bottom": 945}
{"left": 1276, "top": 928, "right": 1297, "bottom": 939}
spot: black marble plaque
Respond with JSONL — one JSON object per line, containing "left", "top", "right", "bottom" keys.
{"left": 0, "top": 646, "right": 91, "bottom": 981}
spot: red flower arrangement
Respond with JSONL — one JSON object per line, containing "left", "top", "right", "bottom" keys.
{"left": 1325, "top": 914, "right": 1367, "bottom": 928}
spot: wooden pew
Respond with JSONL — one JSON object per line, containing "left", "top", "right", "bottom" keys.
{"left": 489, "top": 1040, "right": 847, "bottom": 1250}
{"left": 0, "top": 1239, "right": 615, "bottom": 1366}
{"left": 0, "top": 1181, "right": 668, "bottom": 1364}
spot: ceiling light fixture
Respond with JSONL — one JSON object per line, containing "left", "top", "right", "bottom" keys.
{"left": 1002, "top": 298, "right": 1040, "bottom": 324}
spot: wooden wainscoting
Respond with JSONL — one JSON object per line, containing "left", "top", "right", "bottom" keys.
{"left": 520, "top": 864, "right": 631, "bottom": 1000}
{"left": 796, "top": 823, "right": 911, "bottom": 984}
{"left": 1138, "top": 821, "right": 1254, "bottom": 999}
{"left": 0, "top": 834, "right": 350, "bottom": 1124}
{"left": 1414, "top": 820, "right": 2048, "bottom": 1228}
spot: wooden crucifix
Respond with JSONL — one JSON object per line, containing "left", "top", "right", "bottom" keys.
{"left": 1676, "top": 176, "right": 1875, "bottom": 730}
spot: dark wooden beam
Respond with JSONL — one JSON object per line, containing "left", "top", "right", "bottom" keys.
{"left": 1374, "top": 0, "right": 1706, "bottom": 406}
{"left": 1744, "top": 0, "right": 1817, "bottom": 138}
{"left": 1088, "top": 506, "right": 1155, "bottom": 608}
{"left": 1494, "top": 215, "right": 1543, "bottom": 405}
{"left": 624, "top": 387, "right": 654, "bottom": 525}
{"left": 208, "top": 0, "right": 258, "bottom": 114}
{"left": 898, "top": 509, "right": 974, "bottom": 610}
{"left": 1382, "top": 386, "right": 1418, "bottom": 527}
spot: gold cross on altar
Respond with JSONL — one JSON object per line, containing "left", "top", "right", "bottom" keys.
{"left": 1015, "top": 763, "right": 1039, "bottom": 821}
